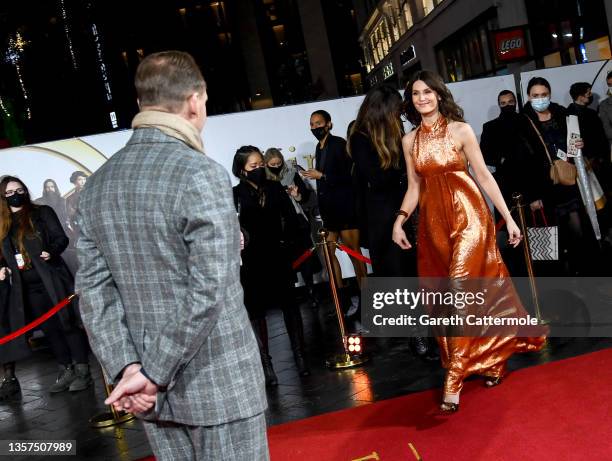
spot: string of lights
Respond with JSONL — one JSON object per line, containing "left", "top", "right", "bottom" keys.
{"left": 5, "top": 32, "right": 32, "bottom": 120}
{"left": 0, "top": 96, "right": 10, "bottom": 118}
{"left": 59, "top": 0, "right": 78, "bottom": 70}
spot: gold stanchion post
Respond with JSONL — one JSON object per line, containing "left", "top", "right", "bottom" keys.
{"left": 89, "top": 368, "right": 135, "bottom": 428}
{"left": 318, "top": 229, "right": 368, "bottom": 369}
{"left": 512, "top": 192, "right": 547, "bottom": 325}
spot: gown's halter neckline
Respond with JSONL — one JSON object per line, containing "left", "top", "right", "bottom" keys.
{"left": 419, "top": 114, "right": 446, "bottom": 133}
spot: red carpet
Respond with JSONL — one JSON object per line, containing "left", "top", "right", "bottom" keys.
{"left": 137, "top": 349, "right": 612, "bottom": 460}
{"left": 269, "top": 349, "right": 612, "bottom": 460}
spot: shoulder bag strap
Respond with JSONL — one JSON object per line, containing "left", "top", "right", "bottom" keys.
{"left": 524, "top": 114, "right": 554, "bottom": 167}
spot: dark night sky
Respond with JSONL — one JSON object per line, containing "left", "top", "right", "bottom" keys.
{"left": 0, "top": 1, "right": 252, "bottom": 144}
{"left": 0, "top": 0, "right": 364, "bottom": 146}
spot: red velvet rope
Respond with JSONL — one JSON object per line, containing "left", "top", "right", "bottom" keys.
{"left": 336, "top": 244, "right": 372, "bottom": 265}
{"left": 0, "top": 294, "right": 76, "bottom": 346}
{"left": 292, "top": 247, "right": 315, "bottom": 270}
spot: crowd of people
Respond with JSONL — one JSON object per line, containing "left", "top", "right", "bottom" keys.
{"left": 0, "top": 49, "right": 610, "bottom": 459}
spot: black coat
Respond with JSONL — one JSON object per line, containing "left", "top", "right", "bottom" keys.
{"left": 315, "top": 134, "right": 358, "bottom": 230}
{"left": 521, "top": 102, "right": 581, "bottom": 215}
{"left": 234, "top": 180, "right": 299, "bottom": 317}
{"left": 349, "top": 131, "right": 416, "bottom": 277}
{"left": 480, "top": 111, "right": 545, "bottom": 206}
{"left": 0, "top": 205, "right": 78, "bottom": 363}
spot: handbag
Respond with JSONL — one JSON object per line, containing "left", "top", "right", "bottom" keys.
{"left": 525, "top": 115, "right": 576, "bottom": 186}
{"left": 527, "top": 208, "right": 559, "bottom": 261}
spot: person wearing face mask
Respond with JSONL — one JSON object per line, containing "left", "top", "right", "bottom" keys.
{"left": 567, "top": 82, "right": 611, "bottom": 197}
{"left": 480, "top": 90, "right": 544, "bottom": 276}
{"left": 522, "top": 77, "right": 601, "bottom": 276}
{"left": 480, "top": 91, "right": 527, "bottom": 204}
{"left": 0, "top": 176, "right": 91, "bottom": 400}
{"left": 264, "top": 148, "right": 322, "bottom": 307}
{"left": 301, "top": 110, "right": 367, "bottom": 318}
{"left": 233, "top": 146, "right": 310, "bottom": 387}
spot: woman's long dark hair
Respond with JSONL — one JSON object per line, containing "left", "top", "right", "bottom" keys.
{"left": 349, "top": 85, "right": 403, "bottom": 170}
{"left": 403, "top": 70, "right": 465, "bottom": 126}
{"left": 0, "top": 176, "right": 38, "bottom": 260}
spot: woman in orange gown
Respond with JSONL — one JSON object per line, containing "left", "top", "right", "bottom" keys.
{"left": 392, "top": 71, "right": 546, "bottom": 412}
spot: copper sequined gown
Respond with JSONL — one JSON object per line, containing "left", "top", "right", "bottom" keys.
{"left": 413, "top": 117, "right": 546, "bottom": 398}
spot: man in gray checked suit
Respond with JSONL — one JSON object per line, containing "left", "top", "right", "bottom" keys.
{"left": 75, "top": 51, "right": 268, "bottom": 460}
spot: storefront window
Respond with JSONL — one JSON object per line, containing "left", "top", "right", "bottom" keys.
{"left": 422, "top": 0, "right": 435, "bottom": 16}
{"left": 435, "top": 13, "right": 499, "bottom": 82}
{"left": 402, "top": 1, "right": 413, "bottom": 29}
{"left": 525, "top": 0, "right": 611, "bottom": 66}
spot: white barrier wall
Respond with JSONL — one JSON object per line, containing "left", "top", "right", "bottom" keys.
{"left": 520, "top": 60, "right": 612, "bottom": 107}
{"left": 0, "top": 74, "right": 518, "bottom": 278}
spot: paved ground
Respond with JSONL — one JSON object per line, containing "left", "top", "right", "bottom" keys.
{"left": 1, "top": 286, "right": 611, "bottom": 460}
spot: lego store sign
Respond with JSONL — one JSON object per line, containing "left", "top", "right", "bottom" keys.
{"left": 493, "top": 28, "right": 528, "bottom": 62}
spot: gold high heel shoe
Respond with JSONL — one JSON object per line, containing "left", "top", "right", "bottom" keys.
{"left": 439, "top": 401, "right": 459, "bottom": 413}
{"left": 484, "top": 376, "right": 503, "bottom": 388}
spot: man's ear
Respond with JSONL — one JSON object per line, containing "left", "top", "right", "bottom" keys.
{"left": 187, "top": 93, "right": 200, "bottom": 116}
{"left": 328, "top": 122, "right": 333, "bottom": 130}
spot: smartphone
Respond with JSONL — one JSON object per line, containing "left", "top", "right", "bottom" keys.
{"left": 295, "top": 164, "right": 306, "bottom": 172}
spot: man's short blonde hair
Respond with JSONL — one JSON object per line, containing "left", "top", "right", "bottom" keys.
{"left": 135, "top": 50, "right": 206, "bottom": 113}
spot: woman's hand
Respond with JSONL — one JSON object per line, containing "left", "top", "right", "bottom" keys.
{"left": 287, "top": 184, "right": 299, "bottom": 198}
{"left": 506, "top": 219, "right": 523, "bottom": 248}
{"left": 392, "top": 223, "right": 412, "bottom": 250}
{"left": 0, "top": 267, "right": 11, "bottom": 281}
{"left": 40, "top": 251, "right": 51, "bottom": 261}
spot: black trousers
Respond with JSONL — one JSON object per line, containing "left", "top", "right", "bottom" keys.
{"left": 23, "top": 276, "right": 88, "bottom": 366}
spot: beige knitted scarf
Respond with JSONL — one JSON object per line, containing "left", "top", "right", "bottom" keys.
{"left": 131, "top": 110, "right": 204, "bottom": 153}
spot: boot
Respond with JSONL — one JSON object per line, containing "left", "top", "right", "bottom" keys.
{"left": 410, "top": 337, "right": 439, "bottom": 361}
{"left": 0, "top": 377, "right": 20, "bottom": 400}
{"left": 261, "top": 354, "right": 278, "bottom": 387}
{"left": 283, "top": 308, "right": 310, "bottom": 377}
{"left": 410, "top": 336, "right": 429, "bottom": 357}
{"left": 49, "top": 364, "right": 76, "bottom": 393}
{"left": 306, "top": 285, "right": 319, "bottom": 308}
{"left": 69, "top": 363, "right": 92, "bottom": 392}
{"left": 328, "top": 286, "right": 352, "bottom": 319}
{"left": 0, "top": 363, "right": 20, "bottom": 401}
{"left": 251, "top": 319, "right": 278, "bottom": 387}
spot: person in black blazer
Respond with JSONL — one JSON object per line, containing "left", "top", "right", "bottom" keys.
{"left": 302, "top": 110, "right": 367, "bottom": 309}
{"left": 233, "top": 146, "right": 310, "bottom": 386}
{"left": 0, "top": 176, "right": 91, "bottom": 400}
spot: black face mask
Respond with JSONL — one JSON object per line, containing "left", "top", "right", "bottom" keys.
{"left": 311, "top": 126, "right": 328, "bottom": 141}
{"left": 586, "top": 96, "right": 594, "bottom": 106}
{"left": 268, "top": 165, "right": 283, "bottom": 176}
{"left": 500, "top": 105, "right": 516, "bottom": 116}
{"left": 245, "top": 167, "right": 266, "bottom": 185}
{"left": 6, "top": 193, "right": 26, "bottom": 208}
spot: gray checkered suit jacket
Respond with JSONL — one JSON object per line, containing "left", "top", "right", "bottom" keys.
{"left": 75, "top": 128, "right": 267, "bottom": 426}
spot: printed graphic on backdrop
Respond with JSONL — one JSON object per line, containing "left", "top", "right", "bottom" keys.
{"left": 2, "top": 74, "right": 525, "bottom": 278}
